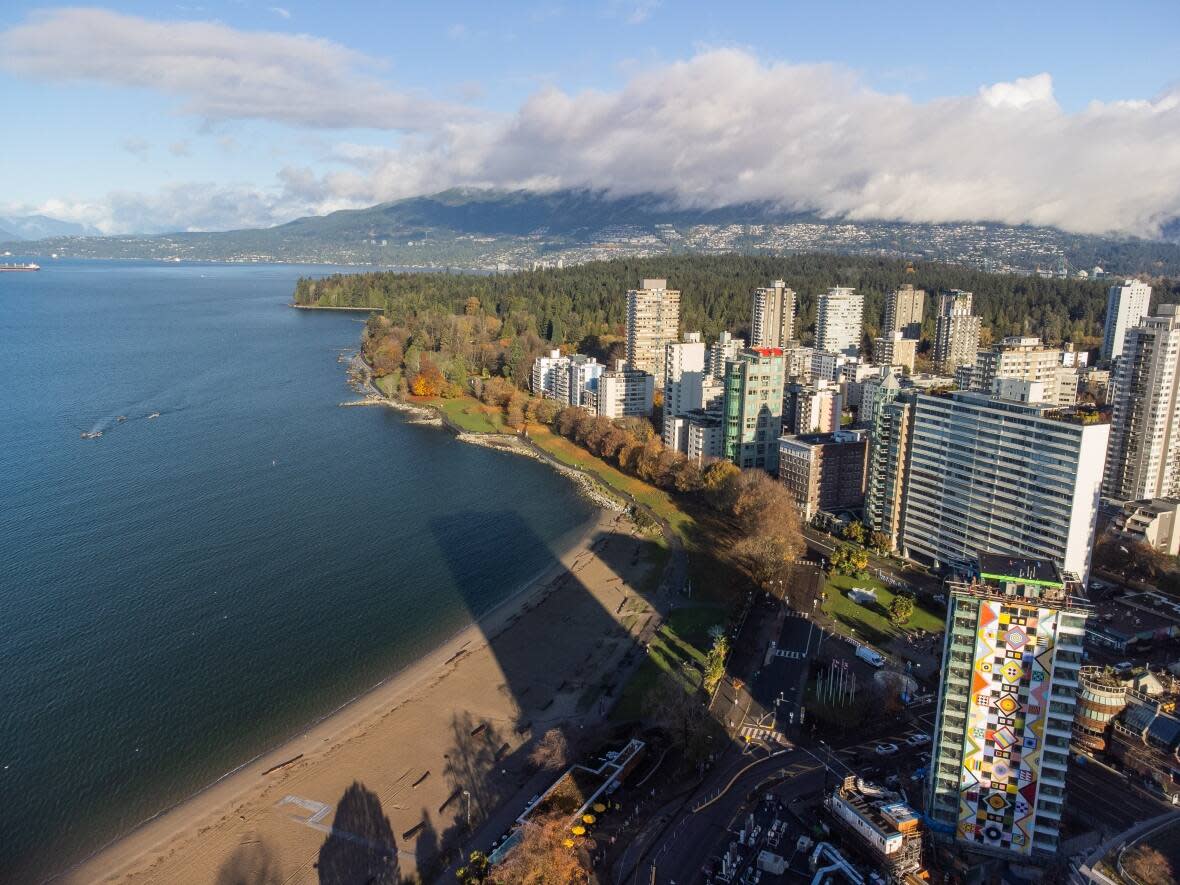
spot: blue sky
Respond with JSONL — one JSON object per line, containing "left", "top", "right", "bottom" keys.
{"left": 2, "top": 1, "right": 1179, "bottom": 235}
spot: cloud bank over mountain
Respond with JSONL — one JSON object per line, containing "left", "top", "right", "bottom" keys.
{"left": 3, "top": 9, "right": 1179, "bottom": 237}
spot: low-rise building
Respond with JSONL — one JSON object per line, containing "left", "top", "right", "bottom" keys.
{"left": 1072, "top": 666, "right": 1127, "bottom": 753}
{"left": 1108, "top": 690, "right": 1180, "bottom": 801}
{"left": 1112, "top": 498, "right": 1180, "bottom": 556}
{"left": 826, "top": 776, "right": 924, "bottom": 879}
{"left": 777, "top": 429, "right": 867, "bottom": 520}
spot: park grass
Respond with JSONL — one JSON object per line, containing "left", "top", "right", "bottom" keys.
{"left": 612, "top": 606, "right": 724, "bottom": 722}
{"left": 527, "top": 425, "right": 696, "bottom": 544}
{"left": 823, "top": 573, "right": 944, "bottom": 647}
{"left": 435, "top": 397, "right": 508, "bottom": 433}
{"left": 399, "top": 392, "right": 509, "bottom": 433}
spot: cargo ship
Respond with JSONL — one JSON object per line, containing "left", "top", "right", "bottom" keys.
{"left": 0, "top": 263, "right": 40, "bottom": 272}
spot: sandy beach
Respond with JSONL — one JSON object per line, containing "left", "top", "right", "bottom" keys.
{"left": 62, "top": 506, "right": 664, "bottom": 884}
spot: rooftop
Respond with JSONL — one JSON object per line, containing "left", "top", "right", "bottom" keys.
{"left": 976, "top": 554, "right": 1061, "bottom": 587}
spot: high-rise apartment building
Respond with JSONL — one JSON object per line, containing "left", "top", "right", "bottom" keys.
{"left": 663, "top": 332, "right": 707, "bottom": 448}
{"left": 707, "top": 331, "right": 745, "bottom": 379}
{"left": 884, "top": 284, "right": 925, "bottom": 339}
{"left": 901, "top": 391, "right": 1108, "bottom": 579}
{"left": 1101, "top": 279, "right": 1152, "bottom": 363}
{"left": 874, "top": 333, "right": 917, "bottom": 373}
{"left": 665, "top": 409, "right": 725, "bottom": 463}
{"left": 722, "top": 347, "right": 786, "bottom": 472}
{"left": 596, "top": 360, "right": 655, "bottom": 418}
{"left": 532, "top": 350, "right": 604, "bottom": 408}
{"left": 626, "top": 278, "right": 681, "bottom": 383}
{"left": 928, "top": 555, "right": 1087, "bottom": 859}
{"left": 751, "top": 280, "right": 796, "bottom": 349}
{"left": 1103, "top": 304, "right": 1180, "bottom": 501}
{"left": 783, "top": 381, "right": 842, "bottom": 435}
{"left": 865, "top": 373, "right": 917, "bottom": 551}
{"left": 816, "top": 287, "right": 864, "bottom": 358}
{"left": 559, "top": 354, "right": 604, "bottom": 409}
{"left": 957, "top": 337, "right": 1077, "bottom": 408}
{"left": 933, "top": 290, "right": 981, "bottom": 373}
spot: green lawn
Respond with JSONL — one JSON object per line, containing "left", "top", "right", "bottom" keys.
{"left": 435, "top": 397, "right": 508, "bottom": 433}
{"left": 823, "top": 573, "right": 944, "bottom": 647}
{"left": 528, "top": 425, "right": 695, "bottom": 544}
{"left": 612, "top": 606, "right": 724, "bottom": 721}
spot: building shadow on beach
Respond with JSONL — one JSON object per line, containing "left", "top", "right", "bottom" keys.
{"left": 316, "top": 781, "right": 399, "bottom": 885}
{"left": 214, "top": 839, "right": 284, "bottom": 885}
{"left": 377, "top": 508, "right": 668, "bottom": 875}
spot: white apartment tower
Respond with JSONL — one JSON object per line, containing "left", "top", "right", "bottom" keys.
{"left": 662, "top": 332, "right": 707, "bottom": 449}
{"left": 933, "top": 290, "right": 981, "bottom": 373}
{"left": 626, "top": 278, "right": 681, "bottom": 384}
{"left": 1101, "top": 279, "right": 1152, "bottom": 363}
{"left": 816, "top": 287, "right": 864, "bottom": 357}
{"left": 1103, "top": 304, "right": 1180, "bottom": 502}
{"left": 884, "top": 284, "right": 925, "bottom": 339}
{"left": 751, "top": 280, "right": 797, "bottom": 349}
{"left": 901, "top": 391, "right": 1108, "bottom": 579}
{"left": 708, "top": 331, "right": 745, "bottom": 379}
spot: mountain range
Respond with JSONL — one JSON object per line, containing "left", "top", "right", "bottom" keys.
{"left": 0, "top": 214, "right": 101, "bottom": 241}
{"left": 4, "top": 189, "right": 1180, "bottom": 277}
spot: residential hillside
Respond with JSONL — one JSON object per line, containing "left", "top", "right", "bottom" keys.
{"left": 7, "top": 189, "right": 1180, "bottom": 276}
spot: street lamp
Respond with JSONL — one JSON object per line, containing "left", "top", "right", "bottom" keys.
{"left": 463, "top": 789, "right": 471, "bottom": 830}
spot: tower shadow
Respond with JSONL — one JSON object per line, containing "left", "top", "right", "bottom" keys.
{"left": 316, "top": 781, "right": 399, "bottom": 885}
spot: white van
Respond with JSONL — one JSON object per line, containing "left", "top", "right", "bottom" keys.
{"left": 856, "top": 645, "right": 886, "bottom": 668}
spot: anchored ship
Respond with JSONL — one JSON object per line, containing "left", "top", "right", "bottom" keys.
{"left": 0, "top": 263, "right": 40, "bottom": 272}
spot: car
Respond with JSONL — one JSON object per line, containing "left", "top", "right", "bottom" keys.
{"left": 856, "top": 645, "right": 886, "bottom": 668}
{"left": 905, "top": 732, "right": 931, "bottom": 746}
{"left": 874, "top": 742, "right": 899, "bottom": 756}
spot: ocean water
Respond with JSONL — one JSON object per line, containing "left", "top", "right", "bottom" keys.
{"left": 0, "top": 261, "right": 597, "bottom": 881}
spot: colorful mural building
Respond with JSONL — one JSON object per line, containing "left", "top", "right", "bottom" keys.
{"left": 927, "top": 555, "right": 1089, "bottom": 860}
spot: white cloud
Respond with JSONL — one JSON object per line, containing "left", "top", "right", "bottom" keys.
{"left": 268, "top": 6, "right": 291, "bottom": 19}
{"left": 9, "top": 40, "right": 1180, "bottom": 238}
{"left": 169, "top": 140, "right": 192, "bottom": 157}
{"left": 0, "top": 7, "right": 468, "bottom": 130}
{"left": 378, "top": 50, "right": 1177, "bottom": 238}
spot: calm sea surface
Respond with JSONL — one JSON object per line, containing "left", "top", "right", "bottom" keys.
{"left": 0, "top": 261, "right": 597, "bottom": 880}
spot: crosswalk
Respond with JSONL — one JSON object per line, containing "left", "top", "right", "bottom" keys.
{"left": 741, "top": 725, "right": 787, "bottom": 745}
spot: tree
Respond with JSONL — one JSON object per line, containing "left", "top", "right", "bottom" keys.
{"left": 492, "top": 814, "right": 588, "bottom": 884}
{"left": 829, "top": 543, "right": 868, "bottom": 577}
{"left": 842, "top": 521, "right": 866, "bottom": 545}
{"left": 649, "top": 671, "right": 717, "bottom": 762}
{"left": 702, "top": 630, "right": 730, "bottom": 694}
{"left": 1123, "top": 845, "right": 1174, "bottom": 885}
{"left": 457, "top": 851, "right": 491, "bottom": 884}
{"left": 410, "top": 358, "right": 445, "bottom": 397}
{"left": 701, "top": 460, "right": 741, "bottom": 511}
{"left": 868, "top": 531, "right": 892, "bottom": 555}
{"left": 529, "top": 728, "right": 571, "bottom": 772}
{"left": 735, "top": 533, "right": 796, "bottom": 592}
{"left": 505, "top": 392, "right": 526, "bottom": 429}
{"left": 888, "top": 593, "right": 915, "bottom": 626}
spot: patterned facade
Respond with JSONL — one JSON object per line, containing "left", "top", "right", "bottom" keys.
{"left": 929, "top": 559, "right": 1087, "bottom": 859}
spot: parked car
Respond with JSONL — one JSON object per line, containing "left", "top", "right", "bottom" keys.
{"left": 905, "top": 732, "right": 931, "bottom": 746}
{"left": 874, "top": 742, "right": 899, "bottom": 756}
